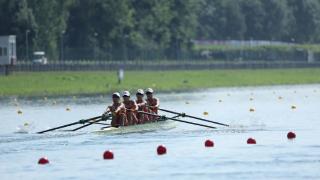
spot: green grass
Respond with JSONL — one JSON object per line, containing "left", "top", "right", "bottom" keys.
{"left": 1, "top": 69, "right": 320, "bottom": 97}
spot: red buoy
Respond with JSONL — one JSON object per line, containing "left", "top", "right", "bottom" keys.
{"left": 38, "top": 157, "right": 49, "bottom": 165}
{"left": 157, "top": 145, "right": 167, "bottom": 155}
{"left": 287, "top": 131, "right": 296, "bottom": 139}
{"left": 247, "top": 138, "right": 256, "bottom": 144}
{"left": 103, "top": 150, "right": 114, "bottom": 160}
{"left": 204, "top": 139, "right": 214, "bottom": 147}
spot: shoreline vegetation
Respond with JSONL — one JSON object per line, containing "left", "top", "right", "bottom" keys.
{"left": 3, "top": 1, "right": 320, "bottom": 61}
{"left": 192, "top": 43, "right": 320, "bottom": 62}
{"left": 1, "top": 68, "right": 320, "bottom": 97}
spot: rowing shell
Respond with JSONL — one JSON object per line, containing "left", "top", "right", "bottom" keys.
{"left": 93, "top": 120, "right": 176, "bottom": 134}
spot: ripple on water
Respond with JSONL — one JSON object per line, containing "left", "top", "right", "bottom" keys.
{"left": 1, "top": 85, "right": 320, "bottom": 180}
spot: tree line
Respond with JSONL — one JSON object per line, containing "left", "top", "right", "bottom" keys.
{"left": 1, "top": 0, "right": 320, "bottom": 60}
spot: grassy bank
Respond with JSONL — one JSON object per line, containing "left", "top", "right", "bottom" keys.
{"left": 1, "top": 69, "right": 320, "bottom": 97}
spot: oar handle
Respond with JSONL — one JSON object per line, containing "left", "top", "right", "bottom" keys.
{"left": 71, "top": 114, "right": 112, "bottom": 131}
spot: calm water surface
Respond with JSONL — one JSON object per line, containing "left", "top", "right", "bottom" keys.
{"left": 0, "top": 85, "right": 320, "bottom": 180}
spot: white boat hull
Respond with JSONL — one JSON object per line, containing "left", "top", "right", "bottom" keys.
{"left": 93, "top": 120, "right": 176, "bottom": 134}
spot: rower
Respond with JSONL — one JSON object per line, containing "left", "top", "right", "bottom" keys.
{"left": 135, "top": 89, "right": 149, "bottom": 123}
{"left": 145, "top": 88, "right": 160, "bottom": 120}
{"left": 105, "top": 92, "right": 127, "bottom": 127}
{"left": 122, "top": 91, "right": 139, "bottom": 125}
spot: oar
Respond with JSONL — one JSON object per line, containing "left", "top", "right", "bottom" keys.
{"left": 93, "top": 122, "right": 110, "bottom": 126}
{"left": 156, "top": 114, "right": 180, "bottom": 121}
{"left": 71, "top": 115, "right": 112, "bottom": 131}
{"left": 138, "top": 111, "right": 216, "bottom": 129}
{"left": 157, "top": 108, "right": 229, "bottom": 127}
{"left": 37, "top": 116, "right": 102, "bottom": 134}
{"left": 100, "top": 125, "right": 112, "bottom": 130}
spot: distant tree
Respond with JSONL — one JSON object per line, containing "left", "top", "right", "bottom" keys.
{"left": 3, "top": 0, "right": 320, "bottom": 60}
{"left": 260, "top": 0, "right": 291, "bottom": 41}
{"left": 287, "top": 0, "right": 320, "bottom": 43}
{"left": 167, "top": 0, "right": 201, "bottom": 59}
{"left": 66, "top": 0, "right": 133, "bottom": 59}
{"left": 131, "top": 0, "right": 173, "bottom": 49}
{"left": 196, "top": 0, "right": 216, "bottom": 39}
{"left": 65, "top": 1, "right": 94, "bottom": 49}
{"left": 240, "top": 0, "right": 266, "bottom": 40}
{"left": 0, "top": 0, "right": 37, "bottom": 59}
{"left": 28, "top": 0, "right": 74, "bottom": 59}
{"left": 197, "top": 0, "right": 245, "bottom": 40}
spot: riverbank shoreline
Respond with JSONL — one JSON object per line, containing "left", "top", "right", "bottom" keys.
{"left": 1, "top": 83, "right": 320, "bottom": 102}
{"left": 1, "top": 68, "right": 320, "bottom": 97}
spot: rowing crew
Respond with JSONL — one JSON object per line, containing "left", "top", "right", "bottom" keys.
{"left": 103, "top": 88, "right": 160, "bottom": 127}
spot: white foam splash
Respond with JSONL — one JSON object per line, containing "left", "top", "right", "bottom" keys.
{"left": 15, "top": 122, "right": 35, "bottom": 134}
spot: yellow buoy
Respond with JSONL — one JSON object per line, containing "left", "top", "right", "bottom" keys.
{"left": 66, "top": 107, "right": 71, "bottom": 111}
{"left": 17, "top": 110, "right": 23, "bottom": 114}
{"left": 203, "top": 112, "right": 209, "bottom": 115}
{"left": 249, "top": 108, "right": 255, "bottom": 112}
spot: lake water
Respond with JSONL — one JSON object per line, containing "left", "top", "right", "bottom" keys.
{"left": 1, "top": 85, "right": 320, "bottom": 180}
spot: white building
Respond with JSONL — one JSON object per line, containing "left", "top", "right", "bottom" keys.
{"left": 0, "top": 35, "right": 16, "bottom": 65}
{"left": 0, "top": 35, "right": 16, "bottom": 75}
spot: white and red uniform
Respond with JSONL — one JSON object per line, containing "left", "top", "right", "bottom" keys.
{"left": 146, "top": 97, "right": 159, "bottom": 120}
{"left": 124, "top": 100, "right": 139, "bottom": 125}
{"left": 108, "top": 102, "right": 127, "bottom": 127}
{"left": 136, "top": 99, "right": 150, "bottom": 123}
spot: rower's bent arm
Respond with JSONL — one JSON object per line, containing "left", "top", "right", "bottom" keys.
{"left": 133, "top": 101, "right": 138, "bottom": 111}
{"left": 155, "top": 98, "right": 160, "bottom": 107}
{"left": 115, "top": 104, "right": 125, "bottom": 114}
{"left": 105, "top": 106, "right": 112, "bottom": 114}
